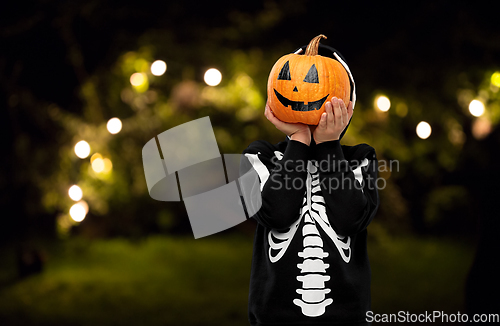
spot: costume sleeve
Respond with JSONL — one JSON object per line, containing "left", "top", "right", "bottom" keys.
{"left": 240, "top": 139, "right": 310, "bottom": 230}
{"left": 313, "top": 140, "right": 379, "bottom": 236}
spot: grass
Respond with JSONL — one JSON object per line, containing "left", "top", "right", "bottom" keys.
{"left": 369, "top": 234, "right": 475, "bottom": 315}
{"left": 0, "top": 231, "right": 475, "bottom": 325}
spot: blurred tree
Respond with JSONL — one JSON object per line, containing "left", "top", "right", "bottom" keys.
{"left": 1, "top": 0, "right": 500, "bottom": 243}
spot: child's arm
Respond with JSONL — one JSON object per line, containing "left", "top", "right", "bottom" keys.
{"left": 314, "top": 141, "right": 379, "bottom": 236}
{"left": 240, "top": 138, "right": 310, "bottom": 231}
{"left": 239, "top": 104, "right": 311, "bottom": 230}
{"left": 307, "top": 98, "right": 378, "bottom": 235}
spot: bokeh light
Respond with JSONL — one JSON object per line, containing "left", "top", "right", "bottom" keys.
{"left": 92, "top": 157, "right": 105, "bottom": 173}
{"left": 151, "top": 60, "right": 167, "bottom": 76}
{"left": 78, "top": 200, "right": 89, "bottom": 214}
{"left": 491, "top": 72, "right": 500, "bottom": 88}
{"left": 416, "top": 121, "right": 432, "bottom": 139}
{"left": 469, "top": 100, "right": 485, "bottom": 117}
{"left": 68, "top": 185, "right": 83, "bottom": 201}
{"left": 103, "top": 158, "right": 113, "bottom": 173}
{"left": 375, "top": 95, "right": 391, "bottom": 112}
{"left": 69, "top": 202, "right": 87, "bottom": 222}
{"left": 107, "top": 117, "right": 122, "bottom": 134}
{"left": 204, "top": 68, "right": 222, "bottom": 86}
{"left": 90, "top": 153, "right": 111, "bottom": 173}
{"left": 90, "top": 153, "right": 102, "bottom": 163}
{"left": 472, "top": 118, "right": 492, "bottom": 139}
{"left": 74, "top": 141, "right": 91, "bottom": 159}
{"left": 130, "top": 72, "right": 147, "bottom": 87}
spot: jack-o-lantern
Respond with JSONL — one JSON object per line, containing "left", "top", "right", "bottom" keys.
{"left": 267, "top": 35, "right": 351, "bottom": 125}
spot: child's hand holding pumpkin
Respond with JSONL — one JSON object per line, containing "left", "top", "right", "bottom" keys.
{"left": 311, "top": 97, "right": 353, "bottom": 144}
{"left": 265, "top": 102, "right": 311, "bottom": 145}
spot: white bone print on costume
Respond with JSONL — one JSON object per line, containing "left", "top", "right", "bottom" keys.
{"left": 248, "top": 151, "right": 358, "bottom": 318}
{"left": 352, "top": 158, "right": 369, "bottom": 192}
{"left": 244, "top": 152, "right": 269, "bottom": 191}
{"left": 292, "top": 161, "right": 349, "bottom": 317}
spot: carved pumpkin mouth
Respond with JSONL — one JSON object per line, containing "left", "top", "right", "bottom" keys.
{"left": 273, "top": 89, "right": 329, "bottom": 112}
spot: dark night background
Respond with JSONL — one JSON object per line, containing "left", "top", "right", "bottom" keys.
{"left": 1, "top": 1, "right": 499, "bottom": 325}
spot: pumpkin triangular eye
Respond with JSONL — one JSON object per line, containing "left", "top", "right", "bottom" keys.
{"left": 277, "top": 61, "right": 291, "bottom": 80}
{"left": 303, "top": 64, "right": 319, "bottom": 83}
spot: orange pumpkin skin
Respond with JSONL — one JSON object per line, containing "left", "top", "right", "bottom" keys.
{"left": 267, "top": 35, "right": 351, "bottom": 125}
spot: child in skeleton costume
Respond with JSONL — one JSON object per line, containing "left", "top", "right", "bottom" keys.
{"left": 240, "top": 44, "right": 379, "bottom": 326}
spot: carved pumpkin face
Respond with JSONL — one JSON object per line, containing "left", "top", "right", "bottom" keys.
{"left": 267, "top": 35, "right": 351, "bottom": 125}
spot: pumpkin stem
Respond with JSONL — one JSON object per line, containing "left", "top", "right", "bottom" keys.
{"left": 305, "top": 34, "right": 327, "bottom": 56}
